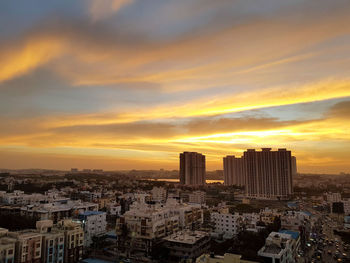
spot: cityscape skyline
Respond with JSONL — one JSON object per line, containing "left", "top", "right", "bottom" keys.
{"left": 1, "top": 0, "right": 350, "bottom": 173}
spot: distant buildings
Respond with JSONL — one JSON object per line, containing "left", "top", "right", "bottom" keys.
{"left": 180, "top": 152, "right": 206, "bottom": 186}
{"left": 224, "top": 148, "right": 295, "bottom": 200}
{"left": 151, "top": 187, "right": 167, "bottom": 203}
{"left": 189, "top": 191, "right": 206, "bottom": 205}
{"left": 326, "top": 192, "right": 342, "bottom": 203}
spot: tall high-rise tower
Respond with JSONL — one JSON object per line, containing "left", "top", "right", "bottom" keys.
{"left": 244, "top": 148, "right": 294, "bottom": 200}
{"left": 179, "top": 152, "right": 206, "bottom": 186}
{"left": 223, "top": 156, "right": 245, "bottom": 186}
{"left": 224, "top": 148, "right": 295, "bottom": 200}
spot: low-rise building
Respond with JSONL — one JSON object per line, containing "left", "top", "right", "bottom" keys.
{"left": 258, "top": 230, "right": 300, "bottom": 263}
{"left": 163, "top": 230, "right": 210, "bottom": 261}
{"left": 116, "top": 202, "right": 180, "bottom": 255}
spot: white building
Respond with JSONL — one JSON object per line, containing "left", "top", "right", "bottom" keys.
{"left": 211, "top": 211, "right": 260, "bottom": 238}
{"left": 258, "top": 230, "right": 300, "bottom": 263}
{"left": 78, "top": 211, "right": 107, "bottom": 247}
{"left": 116, "top": 199, "right": 203, "bottom": 254}
{"left": 326, "top": 192, "right": 341, "bottom": 203}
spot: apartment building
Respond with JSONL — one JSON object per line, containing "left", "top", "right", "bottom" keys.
{"left": 0, "top": 229, "right": 16, "bottom": 263}
{"left": 180, "top": 152, "right": 206, "bottom": 186}
{"left": 211, "top": 211, "right": 260, "bottom": 238}
{"left": 223, "top": 156, "right": 245, "bottom": 186}
{"left": 36, "top": 220, "right": 65, "bottom": 263}
{"left": 163, "top": 230, "right": 210, "bottom": 261}
{"left": 20, "top": 200, "right": 98, "bottom": 223}
{"left": 8, "top": 231, "right": 42, "bottom": 263}
{"left": 116, "top": 202, "right": 180, "bottom": 254}
{"left": 78, "top": 211, "right": 107, "bottom": 247}
{"left": 56, "top": 219, "right": 84, "bottom": 263}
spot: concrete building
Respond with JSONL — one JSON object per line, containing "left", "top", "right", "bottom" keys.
{"left": 78, "top": 211, "right": 107, "bottom": 247}
{"left": 244, "top": 148, "right": 294, "bottom": 200}
{"left": 151, "top": 187, "right": 167, "bottom": 203}
{"left": 326, "top": 192, "right": 342, "bottom": 203}
{"left": 258, "top": 230, "right": 300, "bottom": 263}
{"left": 211, "top": 211, "right": 260, "bottom": 238}
{"left": 0, "top": 229, "right": 16, "bottom": 263}
{"left": 8, "top": 231, "right": 42, "bottom": 263}
{"left": 116, "top": 199, "right": 203, "bottom": 256}
{"left": 223, "top": 156, "right": 245, "bottom": 186}
{"left": 196, "top": 253, "right": 258, "bottom": 263}
{"left": 20, "top": 200, "right": 98, "bottom": 223}
{"left": 36, "top": 220, "right": 65, "bottom": 263}
{"left": 56, "top": 219, "right": 84, "bottom": 263}
{"left": 116, "top": 202, "right": 180, "bottom": 255}
{"left": 163, "top": 230, "right": 210, "bottom": 261}
{"left": 180, "top": 152, "right": 206, "bottom": 186}
{"left": 189, "top": 191, "right": 206, "bottom": 205}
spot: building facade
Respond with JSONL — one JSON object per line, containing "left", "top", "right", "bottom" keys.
{"left": 0, "top": 229, "right": 15, "bottom": 263}
{"left": 180, "top": 152, "right": 206, "bottom": 186}
{"left": 223, "top": 156, "right": 245, "bottom": 186}
{"left": 244, "top": 148, "right": 294, "bottom": 200}
{"left": 56, "top": 220, "right": 84, "bottom": 263}
{"left": 8, "top": 231, "right": 42, "bottom": 263}
{"left": 36, "top": 220, "right": 65, "bottom": 263}
{"left": 163, "top": 230, "right": 210, "bottom": 262}
{"left": 78, "top": 211, "right": 107, "bottom": 247}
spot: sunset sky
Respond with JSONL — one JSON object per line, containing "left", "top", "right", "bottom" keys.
{"left": 0, "top": 0, "right": 350, "bottom": 173}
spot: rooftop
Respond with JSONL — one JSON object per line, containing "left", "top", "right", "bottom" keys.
{"left": 163, "top": 230, "right": 209, "bottom": 245}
